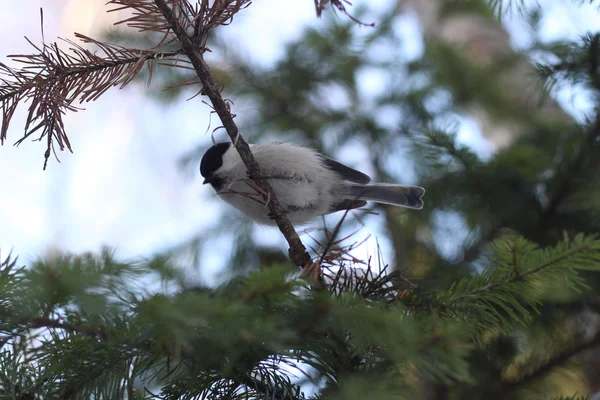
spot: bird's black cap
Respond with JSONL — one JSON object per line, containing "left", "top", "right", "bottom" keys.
{"left": 200, "top": 142, "right": 231, "bottom": 184}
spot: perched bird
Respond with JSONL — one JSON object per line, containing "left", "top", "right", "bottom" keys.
{"left": 200, "top": 141, "right": 425, "bottom": 225}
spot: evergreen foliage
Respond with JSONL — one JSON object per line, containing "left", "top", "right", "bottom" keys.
{"left": 1, "top": 0, "right": 600, "bottom": 398}
{"left": 2, "top": 233, "right": 599, "bottom": 398}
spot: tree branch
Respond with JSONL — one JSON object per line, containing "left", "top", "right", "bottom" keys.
{"left": 313, "top": 0, "right": 373, "bottom": 27}
{"left": 29, "top": 316, "right": 110, "bottom": 341}
{"left": 503, "top": 329, "right": 600, "bottom": 389}
{"left": 541, "top": 113, "right": 600, "bottom": 222}
{"left": 455, "top": 243, "right": 591, "bottom": 302}
{"left": 29, "top": 315, "right": 301, "bottom": 399}
{"left": 0, "top": 32, "right": 186, "bottom": 168}
{"left": 237, "top": 375, "right": 300, "bottom": 400}
{"left": 152, "top": 0, "right": 312, "bottom": 269}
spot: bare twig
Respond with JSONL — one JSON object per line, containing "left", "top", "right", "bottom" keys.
{"left": 152, "top": 0, "right": 312, "bottom": 269}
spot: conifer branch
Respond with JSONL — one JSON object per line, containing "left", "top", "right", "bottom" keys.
{"left": 29, "top": 316, "right": 110, "bottom": 341}
{"left": 152, "top": 0, "right": 312, "bottom": 270}
{"left": 542, "top": 113, "right": 600, "bottom": 222}
{"left": 455, "top": 243, "right": 591, "bottom": 302}
{"left": 237, "top": 375, "right": 300, "bottom": 400}
{"left": 503, "top": 329, "right": 600, "bottom": 389}
{"left": 0, "top": 31, "right": 186, "bottom": 169}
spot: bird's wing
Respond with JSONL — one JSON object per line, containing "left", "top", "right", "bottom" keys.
{"left": 319, "top": 155, "right": 371, "bottom": 184}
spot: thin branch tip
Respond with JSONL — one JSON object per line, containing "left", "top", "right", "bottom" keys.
{"left": 0, "top": 8, "right": 184, "bottom": 168}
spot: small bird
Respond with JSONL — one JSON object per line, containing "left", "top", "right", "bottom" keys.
{"left": 200, "top": 142, "right": 425, "bottom": 225}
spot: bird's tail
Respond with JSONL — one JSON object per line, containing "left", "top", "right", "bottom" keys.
{"left": 345, "top": 184, "right": 425, "bottom": 210}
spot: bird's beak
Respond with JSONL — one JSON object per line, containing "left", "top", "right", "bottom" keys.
{"left": 202, "top": 175, "right": 219, "bottom": 185}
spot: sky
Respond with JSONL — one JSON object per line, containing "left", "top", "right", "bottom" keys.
{"left": 0, "top": 0, "right": 599, "bottom": 283}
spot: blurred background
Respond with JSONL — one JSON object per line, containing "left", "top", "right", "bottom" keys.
{"left": 2, "top": 0, "right": 600, "bottom": 395}
{"left": 0, "top": 0, "right": 596, "bottom": 278}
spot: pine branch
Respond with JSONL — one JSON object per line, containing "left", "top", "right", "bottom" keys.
{"left": 0, "top": 248, "right": 482, "bottom": 397}
{"left": 311, "top": 218, "right": 416, "bottom": 301}
{"left": 437, "top": 234, "right": 600, "bottom": 335}
{"left": 541, "top": 112, "right": 600, "bottom": 223}
{"left": 313, "top": 0, "right": 373, "bottom": 27}
{"left": 152, "top": 0, "right": 312, "bottom": 270}
{"left": 536, "top": 32, "right": 600, "bottom": 93}
{"left": 454, "top": 243, "right": 592, "bottom": 303}
{"left": 237, "top": 374, "right": 302, "bottom": 400}
{"left": 108, "top": 0, "right": 188, "bottom": 35}
{"left": 0, "top": 31, "right": 185, "bottom": 169}
{"left": 108, "top": 0, "right": 252, "bottom": 46}
{"left": 28, "top": 316, "right": 110, "bottom": 341}
{"left": 503, "top": 329, "right": 600, "bottom": 389}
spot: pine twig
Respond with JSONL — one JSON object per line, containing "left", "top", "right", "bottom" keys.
{"left": 29, "top": 316, "right": 110, "bottom": 341}
{"left": 454, "top": 243, "right": 592, "bottom": 302}
{"left": 152, "top": 0, "right": 312, "bottom": 270}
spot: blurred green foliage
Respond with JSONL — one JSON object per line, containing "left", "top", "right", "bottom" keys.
{"left": 2, "top": 232, "right": 600, "bottom": 398}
